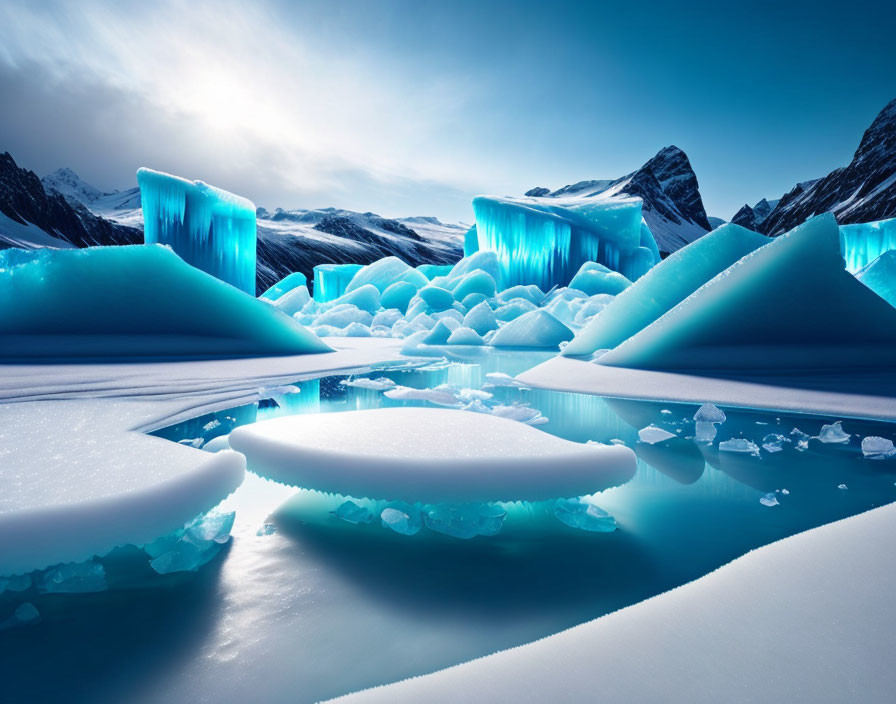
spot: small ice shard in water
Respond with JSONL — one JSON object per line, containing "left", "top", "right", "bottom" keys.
{"left": 423, "top": 504, "right": 507, "bottom": 539}
{"left": 694, "top": 421, "right": 717, "bottom": 444}
{"left": 554, "top": 498, "right": 617, "bottom": 532}
{"left": 331, "top": 500, "right": 373, "bottom": 525}
{"left": 838, "top": 484, "right": 848, "bottom": 490}
{"left": 256, "top": 523, "right": 277, "bottom": 537}
{"left": 380, "top": 505, "right": 422, "bottom": 536}
{"left": 340, "top": 377, "right": 397, "bottom": 391}
{"left": 759, "top": 493, "right": 779, "bottom": 507}
{"left": 694, "top": 403, "right": 726, "bottom": 424}
{"left": 719, "top": 438, "right": 761, "bottom": 457}
{"left": 38, "top": 559, "right": 108, "bottom": 594}
{"left": 790, "top": 428, "right": 810, "bottom": 451}
{"left": 178, "top": 437, "right": 203, "bottom": 448}
{"left": 817, "top": 421, "right": 850, "bottom": 444}
{"left": 861, "top": 436, "right": 896, "bottom": 459}
{"left": 762, "top": 433, "right": 788, "bottom": 453}
{"left": 146, "top": 509, "right": 235, "bottom": 574}
{"left": 638, "top": 424, "right": 676, "bottom": 445}
{"left": 781, "top": 488, "right": 790, "bottom": 495}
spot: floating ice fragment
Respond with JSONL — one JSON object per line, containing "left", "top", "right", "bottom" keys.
{"left": 146, "top": 510, "right": 235, "bottom": 574}
{"left": 790, "top": 428, "right": 810, "bottom": 451}
{"left": 0, "top": 602, "right": 40, "bottom": 631}
{"left": 861, "top": 436, "right": 896, "bottom": 459}
{"left": 380, "top": 506, "right": 422, "bottom": 536}
{"left": 554, "top": 498, "right": 617, "bottom": 532}
{"left": 457, "top": 388, "right": 493, "bottom": 403}
{"left": 817, "top": 421, "right": 851, "bottom": 444}
{"left": 37, "top": 559, "right": 107, "bottom": 594}
{"left": 340, "top": 377, "right": 397, "bottom": 391}
{"left": 759, "top": 493, "right": 779, "bottom": 507}
{"left": 694, "top": 421, "right": 717, "bottom": 444}
{"left": 694, "top": 403, "right": 726, "bottom": 424}
{"left": 761, "top": 433, "right": 788, "bottom": 453}
{"left": 423, "top": 504, "right": 506, "bottom": 539}
{"left": 838, "top": 484, "right": 848, "bottom": 490}
{"left": 609, "top": 438, "right": 626, "bottom": 445}
{"left": 178, "top": 437, "right": 203, "bottom": 448}
{"left": 719, "top": 438, "right": 761, "bottom": 456}
{"left": 331, "top": 500, "right": 373, "bottom": 525}
{"left": 638, "top": 424, "right": 676, "bottom": 445}
{"left": 781, "top": 488, "right": 790, "bottom": 495}
{"left": 383, "top": 385, "right": 461, "bottom": 407}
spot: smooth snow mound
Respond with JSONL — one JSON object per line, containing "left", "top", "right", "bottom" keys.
{"left": 229, "top": 408, "right": 636, "bottom": 503}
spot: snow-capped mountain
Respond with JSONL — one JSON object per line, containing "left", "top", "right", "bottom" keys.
{"left": 0, "top": 154, "right": 464, "bottom": 292}
{"left": 525, "top": 145, "right": 712, "bottom": 254}
{"left": 730, "top": 196, "right": 781, "bottom": 231}
{"left": 744, "top": 98, "right": 896, "bottom": 235}
{"left": 0, "top": 153, "right": 141, "bottom": 250}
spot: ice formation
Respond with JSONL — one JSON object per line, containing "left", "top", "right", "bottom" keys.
{"left": 472, "top": 194, "right": 660, "bottom": 290}
{"left": 144, "top": 509, "right": 235, "bottom": 574}
{"left": 694, "top": 403, "right": 727, "bottom": 424}
{"left": 719, "top": 438, "right": 761, "bottom": 456}
{"left": 564, "top": 223, "right": 770, "bottom": 356}
{"left": 417, "top": 264, "right": 454, "bottom": 280}
{"left": 568, "top": 262, "right": 631, "bottom": 296}
{"left": 271, "top": 284, "right": 311, "bottom": 316}
{"left": 554, "top": 498, "right": 617, "bottom": 532}
{"left": 463, "top": 225, "right": 479, "bottom": 256}
{"left": 861, "top": 436, "right": 896, "bottom": 459}
{"left": 817, "top": 421, "right": 851, "bottom": 444}
{"left": 312, "top": 264, "right": 363, "bottom": 302}
{"left": 423, "top": 504, "right": 506, "bottom": 539}
{"left": 638, "top": 425, "right": 676, "bottom": 445}
{"left": 228, "top": 408, "right": 636, "bottom": 504}
{"left": 138, "top": 168, "right": 256, "bottom": 294}
{"left": 380, "top": 505, "right": 422, "bottom": 535}
{"left": 344, "top": 256, "right": 429, "bottom": 295}
{"left": 839, "top": 217, "right": 896, "bottom": 273}
{"left": 260, "top": 272, "right": 307, "bottom": 301}
{"left": 596, "top": 215, "right": 896, "bottom": 370}
{"left": 490, "top": 310, "right": 574, "bottom": 349}
{"left": 0, "top": 246, "right": 331, "bottom": 360}
{"left": 856, "top": 250, "right": 896, "bottom": 307}
{"left": 37, "top": 559, "right": 108, "bottom": 593}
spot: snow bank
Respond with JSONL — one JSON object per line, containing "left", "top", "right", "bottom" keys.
{"left": 229, "top": 408, "right": 635, "bottom": 504}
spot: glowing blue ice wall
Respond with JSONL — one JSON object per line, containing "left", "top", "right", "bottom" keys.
{"left": 472, "top": 195, "right": 659, "bottom": 291}
{"left": 464, "top": 226, "right": 479, "bottom": 257}
{"left": 313, "top": 264, "right": 363, "bottom": 302}
{"left": 138, "top": 168, "right": 257, "bottom": 294}
{"left": 839, "top": 217, "right": 896, "bottom": 273}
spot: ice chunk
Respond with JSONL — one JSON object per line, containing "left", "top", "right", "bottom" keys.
{"left": 138, "top": 167, "right": 256, "bottom": 294}
{"left": 146, "top": 509, "right": 235, "bottom": 574}
{"left": 447, "top": 250, "right": 499, "bottom": 283}
{"left": 272, "top": 284, "right": 312, "bottom": 316}
{"left": 761, "top": 433, "right": 787, "bottom": 453}
{"left": 494, "top": 298, "right": 539, "bottom": 322}
{"left": 260, "top": 272, "right": 308, "bottom": 301}
{"left": 417, "top": 285, "right": 456, "bottom": 312}
{"left": 594, "top": 215, "right": 896, "bottom": 370}
{"left": 861, "top": 436, "right": 896, "bottom": 459}
{"left": 839, "top": 217, "right": 896, "bottom": 273}
{"left": 838, "top": 484, "right": 848, "bottom": 490}
{"left": 554, "top": 498, "right": 617, "bottom": 532}
{"left": 719, "top": 438, "right": 760, "bottom": 457}
{"left": 489, "top": 403, "right": 548, "bottom": 426}
{"left": 759, "top": 493, "right": 779, "bottom": 507}
{"left": 331, "top": 500, "right": 373, "bottom": 525}
{"left": 497, "top": 285, "right": 546, "bottom": 306}
{"left": 694, "top": 403, "right": 727, "bottom": 424}
{"left": 564, "top": 223, "right": 770, "bottom": 356}
{"left": 694, "top": 421, "right": 718, "bottom": 444}
{"left": 315, "top": 304, "right": 373, "bottom": 328}
{"left": 37, "top": 559, "right": 107, "bottom": 593}
{"left": 791, "top": 428, "right": 810, "bottom": 451}
{"left": 380, "top": 505, "right": 422, "bottom": 535}
{"left": 0, "top": 246, "right": 331, "bottom": 360}
{"left": 464, "top": 225, "right": 479, "bottom": 256}
{"left": 483, "top": 372, "right": 528, "bottom": 388}
{"left": 340, "top": 322, "right": 372, "bottom": 337}
{"left": 417, "top": 264, "right": 454, "bottom": 280}
{"left": 381, "top": 281, "right": 419, "bottom": 313}
{"left": 568, "top": 262, "right": 631, "bottom": 296}
{"left": 451, "top": 269, "right": 497, "bottom": 300}
{"left": 460, "top": 292, "right": 490, "bottom": 310}
{"left": 423, "top": 504, "right": 507, "bottom": 539}
{"left": 856, "top": 249, "right": 896, "bottom": 307}
{"left": 447, "top": 326, "right": 485, "bottom": 346}
{"left": 340, "top": 377, "right": 397, "bottom": 391}
{"left": 345, "top": 257, "right": 429, "bottom": 296}
{"left": 312, "top": 264, "right": 363, "bottom": 302}
{"left": 491, "top": 310, "right": 574, "bottom": 349}
{"left": 638, "top": 425, "right": 676, "bottom": 445}
{"left": 229, "top": 408, "right": 637, "bottom": 504}
{"left": 472, "top": 194, "right": 659, "bottom": 290}
{"left": 817, "top": 421, "right": 851, "bottom": 444}
{"left": 323, "top": 284, "right": 381, "bottom": 315}
{"left": 371, "top": 309, "right": 403, "bottom": 328}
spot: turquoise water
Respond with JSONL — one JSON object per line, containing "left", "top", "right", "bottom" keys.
{"left": 2, "top": 350, "right": 895, "bottom": 703}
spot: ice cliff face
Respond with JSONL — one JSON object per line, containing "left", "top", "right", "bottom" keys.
{"left": 525, "top": 146, "right": 711, "bottom": 254}
{"left": 742, "top": 98, "right": 896, "bottom": 235}
{"left": 0, "top": 153, "right": 464, "bottom": 292}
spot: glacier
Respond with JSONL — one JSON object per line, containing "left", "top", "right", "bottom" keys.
{"left": 138, "top": 168, "right": 257, "bottom": 294}
{"left": 839, "top": 217, "right": 896, "bottom": 273}
{"left": 0, "top": 246, "right": 331, "bottom": 359}
{"left": 471, "top": 194, "right": 660, "bottom": 290}
{"left": 597, "top": 214, "right": 896, "bottom": 370}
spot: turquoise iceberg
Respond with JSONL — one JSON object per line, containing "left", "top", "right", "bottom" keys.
{"left": 857, "top": 250, "right": 896, "bottom": 307}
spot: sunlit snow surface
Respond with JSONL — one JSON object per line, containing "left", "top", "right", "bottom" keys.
{"left": 138, "top": 168, "right": 257, "bottom": 294}
{"left": 3, "top": 348, "right": 896, "bottom": 702}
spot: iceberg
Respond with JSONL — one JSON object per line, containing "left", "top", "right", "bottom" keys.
{"left": 568, "top": 262, "right": 631, "bottom": 296}
{"left": 228, "top": 408, "right": 636, "bottom": 504}
{"left": 638, "top": 425, "right": 676, "bottom": 445}
{"left": 381, "top": 281, "right": 419, "bottom": 313}
{"left": 564, "top": 223, "right": 770, "bottom": 356}
{"left": 471, "top": 193, "right": 659, "bottom": 291}
{"left": 596, "top": 215, "right": 896, "bottom": 370}
{"left": 856, "top": 250, "right": 896, "bottom": 307}
{"left": 138, "top": 168, "right": 256, "bottom": 294}
{"left": 839, "top": 217, "right": 896, "bottom": 273}
{"left": 260, "top": 272, "right": 307, "bottom": 301}
{"left": 462, "top": 302, "right": 499, "bottom": 336}
{"left": 312, "top": 264, "right": 363, "bottom": 302}
{"left": 0, "top": 246, "right": 331, "bottom": 360}
{"left": 490, "top": 310, "right": 574, "bottom": 349}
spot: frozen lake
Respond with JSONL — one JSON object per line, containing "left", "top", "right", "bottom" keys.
{"left": 2, "top": 349, "right": 895, "bottom": 703}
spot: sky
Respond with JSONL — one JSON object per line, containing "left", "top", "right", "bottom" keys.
{"left": 1, "top": 0, "right": 894, "bottom": 223}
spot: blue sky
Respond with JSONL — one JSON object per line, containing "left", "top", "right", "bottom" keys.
{"left": 1, "top": 0, "right": 894, "bottom": 222}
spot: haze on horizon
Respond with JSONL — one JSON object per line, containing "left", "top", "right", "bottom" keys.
{"left": 1, "top": 0, "right": 894, "bottom": 224}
